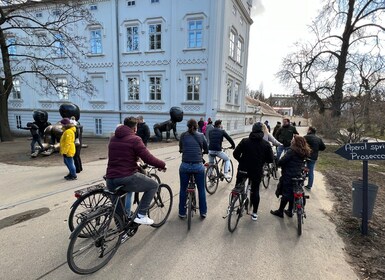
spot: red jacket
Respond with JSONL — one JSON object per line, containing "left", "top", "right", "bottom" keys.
{"left": 106, "top": 125, "right": 165, "bottom": 179}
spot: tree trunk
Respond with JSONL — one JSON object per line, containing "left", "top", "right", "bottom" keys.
{"left": 0, "top": 92, "right": 13, "bottom": 141}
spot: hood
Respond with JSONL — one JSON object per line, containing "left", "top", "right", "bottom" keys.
{"left": 114, "top": 125, "right": 134, "bottom": 138}
{"left": 249, "top": 131, "right": 264, "bottom": 140}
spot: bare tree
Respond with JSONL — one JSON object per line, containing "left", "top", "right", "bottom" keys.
{"left": 277, "top": 0, "right": 385, "bottom": 118}
{"left": 0, "top": 0, "right": 94, "bottom": 141}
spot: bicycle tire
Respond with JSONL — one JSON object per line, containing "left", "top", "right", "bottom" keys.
{"left": 149, "top": 173, "right": 161, "bottom": 184}
{"left": 297, "top": 208, "right": 303, "bottom": 236}
{"left": 262, "top": 165, "right": 270, "bottom": 189}
{"left": 67, "top": 209, "right": 123, "bottom": 274}
{"left": 205, "top": 165, "right": 219, "bottom": 194}
{"left": 68, "top": 189, "right": 112, "bottom": 236}
{"left": 148, "top": 184, "right": 173, "bottom": 228}
{"left": 272, "top": 165, "right": 278, "bottom": 180}
{"left": 223, "top": 160, "right": 234, "bottom": 183}
{"left": 187, "top": 192, "right": 194, "bottom": 230}
{"left": 228, "top": 195, "right": 241, "bottom": 233}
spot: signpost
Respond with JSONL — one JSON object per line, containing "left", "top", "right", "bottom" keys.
{"left": 335, "top": 140, "right": 385, "bottom": 235}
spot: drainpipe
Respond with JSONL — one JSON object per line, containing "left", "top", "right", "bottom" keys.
{"left": 115, "top": 0, "right": 122, "bottom": 123}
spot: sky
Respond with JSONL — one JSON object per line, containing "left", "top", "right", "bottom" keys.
{"left": 247, "top": 0, "right": 323, "bottom": 96}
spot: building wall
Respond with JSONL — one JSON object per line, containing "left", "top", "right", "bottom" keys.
{"left": 7, "top": 0, "right": 253, "bottom": 137}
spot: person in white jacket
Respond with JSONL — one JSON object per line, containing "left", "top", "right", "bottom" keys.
{"left": 262, "top": 123, "right": 282, "bottom": 147}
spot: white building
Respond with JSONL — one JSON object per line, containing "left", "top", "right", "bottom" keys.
{"left": 7, "top": 0, "right": 253, "bottom": 137}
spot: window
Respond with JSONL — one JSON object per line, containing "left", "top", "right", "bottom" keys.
{"left": 186, "top": 75, "right": 200, "bottom": 101}
{"left": 229, "top": 30, "right": 236, "bottom": 58}
{"left": 127, "top": 0, "right": 136, "bottom": 6}
{"left": 232, "top": 5, "right": 237, "bottom": 15}
{"left": 7, "top": 37, "right": 16, "bottom": 55}
{"left": 127, "top": 77, "right": 140, "bottom": 100}
{"left": 127, "top": 26, "right": 139, "bottom": 51}
{"left": 149, "top": 24, "right": 161, "bottom": 50}
{"left": 36, "top": 12, "right": 42, "bottom": 17}
{"left": 234, "top": 83, "right": 239, "bottom": 105}
{"left": 236, "top": 38, "right": 243, "bottom": 63}
{"left": 57, "top": 78, "right": 68, "bottom": 100}
{"left": 12, "top": 79, "right": 21, "bottom": 99}
{"left": 95, "top": 118, "right": 102, "bottom": 135}
{"left": 188, "top": 20, "right": 203, "bottom": 48}
{"left": 151, "top": 0, "right": 159, "bottom": 3}
{"left": 16, "top": 115, "right": 22, "bottom": 128}
{"left": 90, "top": 29, "right": 103, "bottom": 54}
{"left": 90, "top": 5, "right": 97, "bottom": 10}
{"left": 52, "top": 10, "right": 60, "bottom": 16}
{"left": 149, "top": 76, "right": 162, "bottom": 100}
{"left": 226, "top": 79, "right": 233, "bottom": 103}
{"left": 54, "top": 34, "right": 65, "bottom": 56}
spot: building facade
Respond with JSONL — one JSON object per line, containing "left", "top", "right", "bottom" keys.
{"left": 7, "top": 0, "right": 253, "bottom": 137}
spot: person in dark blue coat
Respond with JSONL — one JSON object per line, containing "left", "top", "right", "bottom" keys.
{"left": 270, "top": 135, "right": 311, "bottom": 218}
{"left": 178, "top": 119, "right": 208, "bottom": 219}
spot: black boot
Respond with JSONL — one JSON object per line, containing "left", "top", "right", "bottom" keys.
{"left": 285, "top": 199, "right": 294, "bottom": 217}
{"left": 270, "top": 198, "right": 287, "bottom": 218}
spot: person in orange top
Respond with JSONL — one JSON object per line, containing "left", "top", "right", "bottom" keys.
{"left": 60, "top": 118, "right": 77, "bottom": 180}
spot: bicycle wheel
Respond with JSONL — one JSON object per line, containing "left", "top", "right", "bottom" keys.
{"left": 223, "top": 160, "right": 234, "bottom": 183}
{"left": 205, "top": 165, "right": 219, "bottom": 194}
{"left": 297, "top": 208, "right": 303, "bottom": 236}
{"left": 187, "top": 192, "right": 194, "bottom": 230}
{"left": 228, "top": 195, "right": 242, "bottom": 233}
{"left": 68, "top": 189, "right": 112, "bottom": 235}
{"left": 262, "top": 165, "right": 270, "bottom": 189}
{"left": 67, "top": 209, "right": 123, "bottom": 274}
{"left": 148, "top": 184, "right": 173, "bottom": 228}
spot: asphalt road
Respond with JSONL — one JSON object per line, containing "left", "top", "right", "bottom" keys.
{"left": 0, "top": 130, "right": 359, "bottom": 280}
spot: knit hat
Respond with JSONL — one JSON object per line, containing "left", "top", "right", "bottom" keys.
{"left": 60, "top": 118, "right": 71, "bottom": 126}
{"left": 252, "top": 122, "right": 263, "bottom": 133}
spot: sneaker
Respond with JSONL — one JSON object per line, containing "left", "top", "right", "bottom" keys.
{"left": 224, "top": 173, "right": 232, "bottom": 180}
{"left": 178, "top": 214, "right": 187, "bottom": 219}
{"left": 64, "top": 174, "right": 70, "bottom": 179}
{"left": 120, "top": 233, "right": 130, "bottom": 244}
{"left": 134, "top": 215, "right": 154, "bottom": 225}
{"left": 251, "top": 213, "right": 258, "bottom": 221}
{"left": 65, "top": 175, "right": 77, "bottom": 181}
{"left": 200, "top": 213, "right": 207, "bottom": 219}
{"left": 270, "top": 210, "right": 284, "bottom": 218}
{"left": 304, "top": 185, "right": 311, "bottom": 191}
{"left": 284, "top": 209, "right": 293, "bottom": 218}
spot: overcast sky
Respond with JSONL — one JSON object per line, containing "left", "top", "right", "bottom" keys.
{"left": 247, "top": 0, "right": 323, "bottom": 96}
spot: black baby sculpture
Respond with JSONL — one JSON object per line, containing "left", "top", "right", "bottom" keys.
{"left": 153, "top": 107, "right": 183, "bottom": 142}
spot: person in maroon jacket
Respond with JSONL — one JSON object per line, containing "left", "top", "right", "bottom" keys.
{"left": 106, "top": 116, "right": 167, "bottom": 225}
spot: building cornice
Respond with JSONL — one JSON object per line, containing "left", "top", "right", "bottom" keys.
{"left": 234, "top": 0, "right": 253, "bottom": 25}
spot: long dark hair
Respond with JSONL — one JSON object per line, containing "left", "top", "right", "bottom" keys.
{"left": 187, "top": 119, "right": 198, "bottom": 134}
{"left": 291, "top": 135, "right": 311, "bottom": 158}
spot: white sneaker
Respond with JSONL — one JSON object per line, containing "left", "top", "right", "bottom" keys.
{"left": 224, "top": 173, "right": 232, "bottom": 180}
{"left": 134, "top": 215, "right": 154, "bottom": 225}
{"left": 251, "top": 213, "right": 258, "bottom": 221}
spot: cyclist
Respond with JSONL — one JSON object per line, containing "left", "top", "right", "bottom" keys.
{"left": 208, "top": 120, "right": 235, "bottom": 179}
{"left": 178, "top": 119, "right": 208, "bottom": 219}
{"left": 270, "top": 135, "right": 311, "bottom": 218}
{"left": 105, "top": 116, "right": 167, "bottom": 225}
{"left": 233, "top": 122, "right": 274, "bottom": 221}
{"left": 275, "top": 118, "right": 299, "bottom": 160}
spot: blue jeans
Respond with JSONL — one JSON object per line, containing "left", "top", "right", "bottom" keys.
{"left": 277, "top": 146, "right": 289, "bottom": 160}
{"left": 306, "top": 159, "right": 316, "bottom": 188}
{"left": 63, "top": 156, "right": 76, "bottom": 177}
{"left": 179, "top": 162, "right": 207, "bottom": 216}
{"left": 208, "top": 150, "right": 230, "bottom": 174}
{"left": 106, "top": 172, "right": 158, "bottom": 216}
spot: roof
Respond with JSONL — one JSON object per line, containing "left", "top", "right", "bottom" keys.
{"left": 245, "top": 96, "right": 283, "bottom": 117}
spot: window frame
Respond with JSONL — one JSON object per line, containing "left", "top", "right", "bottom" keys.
{"left": 234, "top": 82, "right": 240, "bottom": 105}
{"left": 127, "top": 76, "right": 140, "bottom": 101}
{"left": 57, "top": 77, "right": 69, "bottom": 100}
{"left": 148, "top": 75, "right": 162, "bottom": 101}
{"left": 236, "top": 37, "right": 243, "bottom": 64}
{"left": 229, "top": 30, "right": 236, "bottom": 59}
{"left": 126, "top": 25, "right": 139, "bottom": 52}
{"left": 186, "top": 74, "right": 201, "bottom": 101}
{"left": 90, "top": 28, "right": 103, "bottom": 55}
{"left": 95, "top": 118, "right": 102, "bottom": 135}
{"left": 12, "top": 79, "right": 21, "bottom": 99}
{"left": 7, "top": 37, "right": 16, "bottom": 55}
{"left": 148, "top": 23, "right": 162, "bottom": 51}
{"left": 226, "top": 78, "right": 233, "bottom": 103}
{"left": 54, "top": 33, "right": 65, "bottom": 57}
{"left": 187, "top": 19, "right": 203, "bottom": 49}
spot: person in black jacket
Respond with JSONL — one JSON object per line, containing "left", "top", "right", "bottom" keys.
{"left": 275, "top": 118, "right": 298, "bottom": 159}
{"left": 136, "top": 115, "right": 150, "bottom": 146}
{"left": 271, "top": 135, "right": 311, "bottom": 218}
{"left": 208, "top": 120, "right": 235, "bottom": 179}
{"left": 304, "top": 127, "right": 326, "bottom": 190}
{"left": 178, "top": 119, "right": 208, "bottom": 219}
{"left": 233, "top": 122, "right": 274, "bottom": 221}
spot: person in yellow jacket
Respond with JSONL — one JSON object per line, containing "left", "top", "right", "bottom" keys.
{"left": 60, "top": 118, "right": 77, "bottom": 180}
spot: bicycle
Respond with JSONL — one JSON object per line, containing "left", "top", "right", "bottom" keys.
{"left": 289, "top": 176, "right": 309, "bottom": 236}
{"left": 68, "top": 164, "right": 161, "bottom": 234}
{"left": 204, "top": 147, "right": 234, "bottom": 194}
{"left": 67, "top": 182, "right": 173, "bottom": 274}
{"left": 223, "top": 171, "right": 251, "bottom": 233}
{"left": 186, "top": 174, "right": 198, "bottom": 231}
